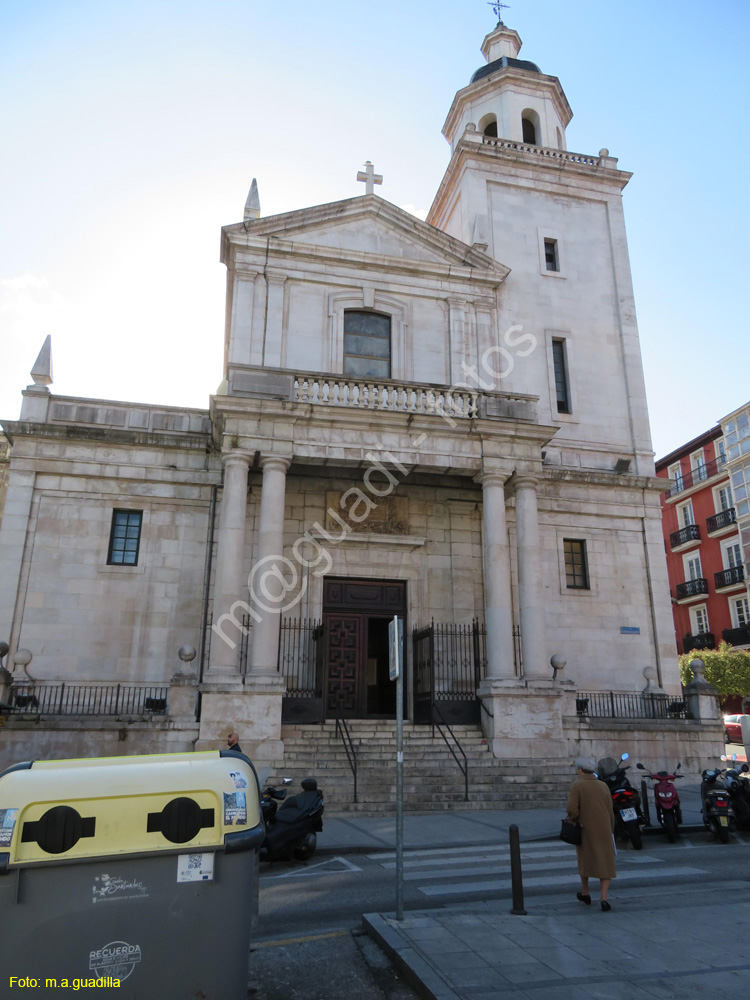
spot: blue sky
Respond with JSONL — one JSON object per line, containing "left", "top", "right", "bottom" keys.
{"left": 1, "top": 0, "right": 748, "bottom": 459}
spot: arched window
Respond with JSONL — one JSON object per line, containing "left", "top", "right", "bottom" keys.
{"left": 479, "top": 114, "right": 498, "bottom": 138}
{"left": 522, "top": 116, "right": 537, "bottom": 145}
{"left": 343, "top": 311, "right": 391, "bottom": 378}
{"left": 521, "top": 109, "right": 540, "bottom": 145}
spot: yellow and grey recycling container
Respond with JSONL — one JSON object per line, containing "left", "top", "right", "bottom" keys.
{"left": 0, "top": 750, "right": 263, "bottom": 998}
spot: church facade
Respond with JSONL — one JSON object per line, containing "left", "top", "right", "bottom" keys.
{"left": 0, "top": 22, "right": 685, "bottom": 768}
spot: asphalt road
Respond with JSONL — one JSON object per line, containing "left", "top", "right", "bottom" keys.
{"left": 250, "top": 831, "right": 750, "bottom": 999}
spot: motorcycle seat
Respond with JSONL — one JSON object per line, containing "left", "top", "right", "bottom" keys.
{"left": 275, "top": 791, "right": 321, "bottom": 824}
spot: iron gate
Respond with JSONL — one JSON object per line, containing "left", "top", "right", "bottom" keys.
{"left": 413, "top": 619, "right": 487, "bottom": 725}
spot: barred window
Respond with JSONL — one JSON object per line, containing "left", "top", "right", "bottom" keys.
{"left": 108, "top": 510, "right": 143, "bottom": 566}
{"left": 564, "top": 539, "right": 589, "bottom": 589}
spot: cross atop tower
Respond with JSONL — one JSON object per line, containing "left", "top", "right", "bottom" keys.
{"left": 488, "top": 1, "right": 510, "bottom": 23}
{"left": 356, "top": 161, "right": 383, "bottom": 195}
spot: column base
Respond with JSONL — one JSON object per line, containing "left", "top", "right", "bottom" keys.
{"left": 479, "top": 678, "right": 576, "bottom": 759}
{"left": 197, "top": 674, "right": 286, "bottom": 765}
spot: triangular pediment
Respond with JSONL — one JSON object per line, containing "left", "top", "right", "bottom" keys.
{"left": 222, "top": 194, "right": 509, "bottom": 278}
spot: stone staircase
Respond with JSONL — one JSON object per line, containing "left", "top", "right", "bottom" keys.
{"left": 268, "top": 720, "right": 572, "bottom": 815}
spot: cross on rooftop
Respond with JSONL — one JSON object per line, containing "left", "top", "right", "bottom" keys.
{"left": 488, "top": 1, "right": 510, "bottom": 22}
{"left": 356, "top": 161, "right": 383, "bottom": 195}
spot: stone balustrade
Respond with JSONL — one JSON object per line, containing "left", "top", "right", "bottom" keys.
{"left": 293, "top": 374, "right": 479, "bottom": 419}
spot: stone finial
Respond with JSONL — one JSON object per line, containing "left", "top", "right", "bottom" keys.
{"left": 550, "top": 654, "right": 566, "bottom": 681}
{"left": 642, "top": 665, "right": 665, "bottom": 694}
{"left": 30, "top": 335, "right": 53, "bottom": 387}
{"left": 244, "top": 178, "right": 261, "bottom": 220}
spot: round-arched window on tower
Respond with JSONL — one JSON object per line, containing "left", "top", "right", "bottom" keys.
{"left": 478, "top": 114, "right": 498, "bottom": 138}
{"left": 521, "top": 109, "right": 540, "bottom": 145}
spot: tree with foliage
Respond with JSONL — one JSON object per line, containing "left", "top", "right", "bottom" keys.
{"left": 679, "top": 641, "right": 750, "bottom": 708}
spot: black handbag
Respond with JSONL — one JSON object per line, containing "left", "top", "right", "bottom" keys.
{"left": 560, "top": 818, "right": 582, "bottom": 845}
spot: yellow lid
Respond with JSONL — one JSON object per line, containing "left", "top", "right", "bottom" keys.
{"left": 0, "top": 751, "right": 261, "bottom": 865}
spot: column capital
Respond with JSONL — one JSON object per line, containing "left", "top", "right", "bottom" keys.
{"left": 259, "top": 454, "right": 291, "bottom": 474}
{"left": 475, "top": 468, "right": 511, "bottom": 489}
{"left": 222, "top": 450, "right": 252, "bottom": 471}
{"left": 265, "top": 271, "right": 288, "bottom": 287}
{"left": 513, "top": 473, "right": 540, "bottom": 491}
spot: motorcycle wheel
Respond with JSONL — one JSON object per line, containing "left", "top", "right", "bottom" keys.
{"left": 663, "top": 810, "right": 678, "bottom": 843}
{"left": 292, "top": 832, "right": 317, "bottom": 861}
{"left": 718, "top": 824, "right": 730, "bottom": 844}
{"left": 626, "top": 821, "right": 642, "bottom": 850}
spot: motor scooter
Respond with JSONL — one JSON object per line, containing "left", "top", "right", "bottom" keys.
{"left": 636, "top": 761, "right": 683, "bottom": 842}
{"left": 721, "top": 754, "right": 750, "bottom": 830}
{"left": 260, "top": 776, "right": 324, "bottom": 862}
{"left": 597, "top": 753, "right": 644, "bottom": 850}
{"left": 700, "top": 764, "right": 736, "bottom": 843}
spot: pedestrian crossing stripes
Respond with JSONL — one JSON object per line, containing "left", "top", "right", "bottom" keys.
{"left": 368, "top": 842, "right": 708, "bottom": 898}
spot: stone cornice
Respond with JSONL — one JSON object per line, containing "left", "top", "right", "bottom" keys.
{"left": 221, "top": 194, "right": 510, "bottom": 282}
{"left": 543, "top": 467, "right": 666, "bottom": 492}
{"left": 0, "top": 420, "right": 210, "bottom": 452}
{"left": 428, "top": 136, "right": 630, "bottom": 227}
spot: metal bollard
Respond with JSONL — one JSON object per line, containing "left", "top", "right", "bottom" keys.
{"left": 640, "top": 779, "right": 651, "bottom": 827}
{"left": 509, "top": 824, "right": 527, "bottom": 915}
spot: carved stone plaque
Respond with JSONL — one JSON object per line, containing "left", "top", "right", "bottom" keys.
{"left": 325, "top": 491, "right": 409, "bottom": 535}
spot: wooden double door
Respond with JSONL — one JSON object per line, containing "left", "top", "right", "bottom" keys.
{"left": 323, "top": 578, "right": 406, "bottom": 719}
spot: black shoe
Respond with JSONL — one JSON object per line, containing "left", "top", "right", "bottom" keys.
{"left": 601, "top": 900, "right": 611, "bottom": 912}
{"left": 576, "top": 892, "right": 591, "bottom": 905}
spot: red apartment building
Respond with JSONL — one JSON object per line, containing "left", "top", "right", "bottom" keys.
{"left": 656, "top": 427, "right": 749, "bottom": 655}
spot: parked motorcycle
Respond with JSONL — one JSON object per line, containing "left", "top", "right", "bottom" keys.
{"left": 721, "top": 754, "right": 750, "bottom": 830}
{"left": 260, "top": 776, "right": 324, "bottom": 862}
{"left": 597, "top": 753, "right": 644, "bottom": 850}
{"left": 700, "top": 764, "right": 736, "bottom": 843}
{"left": 636, "top": 761, "right": 683, "bottom": 842}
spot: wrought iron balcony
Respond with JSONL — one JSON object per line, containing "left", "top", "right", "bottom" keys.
{"left": 714, "top": 566, "right": 745, "bottom": 589}
{"left": 667, "top": 455, "right": 727, "bottom": 497}
{"left": 675, "top": 578, "right": 709, "bottom": 600}
{"left": 706, "top": 508, "right": 736, "bottom": 533}
{"left": 722, "top": 626, "right": 750, "bottom": 646}
{"left": 670, "top": 524, "right": 700, "bottom": 549}
{"left": 682, "top": 632, "right": 715, "bottom": 652}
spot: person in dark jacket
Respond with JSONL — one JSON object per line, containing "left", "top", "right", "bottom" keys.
{"left": 226, "top": 732, "right": 243, "bottom": 754}
{"left": 566, "top": 756, "right": 616, "bottom": 911}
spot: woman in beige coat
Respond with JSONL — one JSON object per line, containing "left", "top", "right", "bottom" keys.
{"left": 566, "top": 756, "right": 617, "bottom": 911}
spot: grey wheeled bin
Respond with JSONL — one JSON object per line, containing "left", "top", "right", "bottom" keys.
{"left": 0, "top": 750, "right": 264, "bottom": 998}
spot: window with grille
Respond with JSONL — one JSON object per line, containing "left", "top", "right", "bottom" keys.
{"left": 108, "top": 510, "right": 143, "bottom": 565}
{"left": 343, "top": 311, "right": 391, "bottom": 379}
{"left": 552, "top": 339, "right": 570, "bottom": 414}
{"left": 563, "top": 539, "right": 589, "bottom": 589}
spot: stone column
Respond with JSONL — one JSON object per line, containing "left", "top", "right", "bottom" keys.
{"left": 249, "top": 455, "right": 291, "bottom": 675}
{"left": 477, "top": 471, "right": 515, "bottom": 680}
{"left": 207, "top": 451, "right": 251, "bottom": 676}
{"left": 514, "top": 475, "right": 548, "bottom": 680}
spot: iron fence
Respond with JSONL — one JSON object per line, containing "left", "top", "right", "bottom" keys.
{"left": 278, "top": 618, "right": 324, "bottom": 697}
{"left": 4, "top": 683, "right": 169, "bottom": 716}
{"left": 576, "top": 692, "right": 689, "bottom": 721}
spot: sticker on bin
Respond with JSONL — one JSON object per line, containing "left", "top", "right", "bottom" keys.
{"left": 0, "top": 808, "right": 18, "bottom": 847}
{"left": 89, "top": 940, "right": 142, "bottom": 982}
{"left": 177, "top": 852, "right": 215, "bottom": 882}
{"left": 224, "top": 791, "right": 247, "bottom": 826}
{"left": 229, "top": 770, "right": 248, "bottom": 789}
{"left": 620, "top": 808, "right": 638, "bottom": 822}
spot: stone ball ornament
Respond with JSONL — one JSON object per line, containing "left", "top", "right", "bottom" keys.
{"left": 13, "top": 648, "right": 32, "bottom": 667}
{"left": 178, "top": 645, "right": 197, "bottom": 663}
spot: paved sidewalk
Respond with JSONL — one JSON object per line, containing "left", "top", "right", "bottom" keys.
{"left": 317, "top": 782, "right": 707, "bottom": 855}
{"left": 364, "top": 888, "right": 750, "bottom": 1000}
